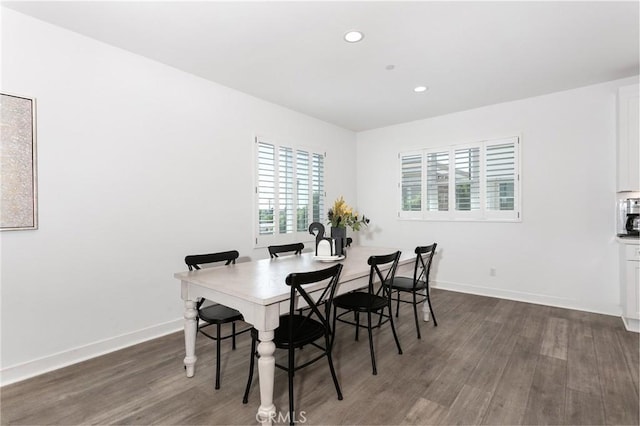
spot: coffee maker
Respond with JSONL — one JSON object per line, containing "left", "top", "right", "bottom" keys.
{"left": 618, "top": 198, "right": 640, "bottom": 237}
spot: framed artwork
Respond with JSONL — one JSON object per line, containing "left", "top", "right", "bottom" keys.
{"left": 1, "top": 92, "right": 38, "bottom": 231}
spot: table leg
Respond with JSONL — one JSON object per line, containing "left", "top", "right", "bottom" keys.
{"left": 422, "top": 289, "right": 431, "bottom": 322}
{"left": 257, "top": 329, "right": 276, "bottom": 425}
{"left": 184, "top": 299, "right": 198, "bottom": 377}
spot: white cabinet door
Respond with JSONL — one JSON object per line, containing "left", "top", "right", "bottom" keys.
{"left": 621, "top": 242, "right": 640, "bottom": 332}
{"left": 617, "top": 84, "right": 640, "bottom": 192}
{"left": 623, "top": 260, "right": 640, "bottom": 318}
{"left": 632, "top": 262, "right": 639, "bottom": 319}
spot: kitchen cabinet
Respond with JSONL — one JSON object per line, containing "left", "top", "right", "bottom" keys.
{"left": 620, "top": 239, "right": 640, "bottom": 332}
{"left": 617, "top": 84, "right": 639, "bottom": 192}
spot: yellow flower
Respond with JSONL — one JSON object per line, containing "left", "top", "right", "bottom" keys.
{"left": 327, "top": 196, "right": 370, "bottom": 231}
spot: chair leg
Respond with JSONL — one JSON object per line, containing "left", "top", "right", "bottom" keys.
{"left": 331, "top": 309, "right": 338, "bottom": 348}
{"left": 395, "top": 290, "right": 400, "bottom": 318}
{"left": 387, "top": 304, "right": 403, "bottom": 355}
{"left": 426, "top": 287, "right": 438, "bottom": 326}
{"left": 288, "top": 347, "right": 295, "bottom": 426}
{"left": 354, "top": 312, "right": 360, "bottom": 342}
{"left": 215, "top": 324, "right": 222, "bottom": 390}
{"left": 366, "top": 311, "right": 377, "bottom": 375}
{"left": 243, "top": 331, "right": 257, "bottom": 404}
{"left": 232, "top": 322, "right": 237, "bottom": 350}
{"left": 325, "top": 334, "right": 343, "bottom": 401}
{"left": 412, "top": 292, "right": 421, "bottom": 339}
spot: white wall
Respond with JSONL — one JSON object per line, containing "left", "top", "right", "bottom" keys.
{"left": 356, "top": 76, "right": 639, "bottom": 317}
{"left": 0, "top": 9, "right": 357, "bottom": 385}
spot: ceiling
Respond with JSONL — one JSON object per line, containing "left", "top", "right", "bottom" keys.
{"left": 3, "top": 1, "right": 639, "bottom": 132}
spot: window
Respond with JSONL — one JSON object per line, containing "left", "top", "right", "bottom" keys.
{"left": 486, "top": 142, "right": 516, "bottom": 211}
{"left": 399, "top": 136, "right": 520, "bottom": 221}
{"left": 401, "top": 153, "right": 422, "bottom": 212}
{"left": 426, "top": 151, "right": 449, "bottom": 212}
{"left": 255, "top": 138, "right": 325, "bottom": 246}
{"left": 454, "top": 147, "right": 480, "bottom": 212}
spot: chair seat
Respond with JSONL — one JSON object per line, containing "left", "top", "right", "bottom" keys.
{"left": 199, "top": 304, "right": 243, "bottom": 324}
{"left": 274, "top": 315, "right": 325, "bottom": 348}
{"left": 333, "top": 292, "right": 387, "bottom": 312}
{"left": 387, "top": 277, "right": 427, "bottom": 291}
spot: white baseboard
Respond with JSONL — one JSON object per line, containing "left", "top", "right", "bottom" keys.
{"left": 0, "top": 318, "right": 183, "bottom": 387}
{"left": 622, "top": 316, "right": 640, "bottom": 333}
{"left": 432, "top": 280, "right": 621, "bottom": 317}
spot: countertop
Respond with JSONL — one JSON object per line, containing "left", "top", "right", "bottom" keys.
{"left": 617, "top": 236, "right": 640, "bottom": 244}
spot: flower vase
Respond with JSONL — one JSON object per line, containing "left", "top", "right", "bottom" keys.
{"left": 330, "top": 226, "right": 347, "bottom": 256}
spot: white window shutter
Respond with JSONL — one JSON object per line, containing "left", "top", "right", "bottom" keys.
{"left": 484, "top": 137, "right": 519, "bottom": 220}
{"left": 296, "top": 150, "right": 310, "bottom": 232}
{"left": 454, "top": 147, "right": 480, "bottom": 212}
{"left": 257, "top": 142, "right": 276, "bottom": 236}
{"left": 400, "top": 153, "right": 422, "bottom": 214}
{"left": 312, "top": 153, "right": 325, "bottom": 223}
{"left": 486, "top": 141, "right": 515, "bottom": 211}
{"left": 255, "top": 139, "right": 325, "bottom": 247}
{"left": 426, "top": 151, "right": 449, "bottom": 212}
{"left": 278, "top": 146, "right": 294, "bottom": 234}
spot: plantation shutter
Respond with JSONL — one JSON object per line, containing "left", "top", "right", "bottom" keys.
{"left": 312, "top": 153, "right": 324, "bottom": 223}
{"left": 426, "top": 151, "right": 449, "bottom": 211}
{"left": 398, "top": 136, "right": 520, "bottom": 221}
{"left": 255, "top": 138, "right": 325, "bottom": 247}
{"left": 400, "top": 154, "right": 422, "bottom": 212}
{"left": 257, "top": 142, "right": 276, "bottom": 235}
{"left": 485, "top": 140, "right": 516, "bottom": 211}
{"left": 296, "top": 150, "right": 310, "bottom": 232}
{"left": 278, "top": 146, "right": 294, "bottom": 233}
{"left": 455, "top": 147, "right": 480, "bottom": 211}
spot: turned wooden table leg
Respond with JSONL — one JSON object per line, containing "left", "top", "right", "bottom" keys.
{"left": 256, "top": 329, "right": 277, "bottom": 425}
{"left": 183, "top": 299, "right": 198, "bottom": 377}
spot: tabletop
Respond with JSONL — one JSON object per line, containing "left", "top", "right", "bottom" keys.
{"left": 174, "top": 246, "right": 414, "bottom": 306}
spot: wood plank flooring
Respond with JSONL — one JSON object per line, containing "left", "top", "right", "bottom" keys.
{"left": 2, "top": 289, "right": 638, "bottom": 425}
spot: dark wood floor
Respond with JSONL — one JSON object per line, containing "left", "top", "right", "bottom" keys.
{"left": 2, "top": 289, "right": 638, "bottom": 425}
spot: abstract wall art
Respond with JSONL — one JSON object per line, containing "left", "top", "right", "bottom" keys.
{"left": 1, "top": 92, "right": 38, "bottom": 231}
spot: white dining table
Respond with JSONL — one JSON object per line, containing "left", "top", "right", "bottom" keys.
{"left": 174, "top": 246, "right": 417, "bottom": 424}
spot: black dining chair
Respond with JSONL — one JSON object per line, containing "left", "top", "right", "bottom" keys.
{"left": 268, "top": 243, "right": 305, "bottom": 258}
{"left": 184, "top": 250, "right": 251, "bottom": 390}
{"left": 386, "top": 244, "right": 438, "bottom": 338}
{"left": 243, "top": 263, "right": 344, "bottom": 426}
{"left": 332, "top": 251, "right": 403, "bottom": 375}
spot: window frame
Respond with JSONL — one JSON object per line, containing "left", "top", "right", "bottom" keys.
{"left": 254, "top": 137, "right": 326, "bottom": 248}
{"left": 398, "top": 136, "right": 521, "bottom": 222}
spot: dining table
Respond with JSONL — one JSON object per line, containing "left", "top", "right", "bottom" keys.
{"left": 174, "top": 245, "right": 420, "bottom": 424}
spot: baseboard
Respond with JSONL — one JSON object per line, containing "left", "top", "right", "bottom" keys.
{"left": 432, "top": 280, "right": 621, "bottom": 317}
{"left": 622, "top": 316, "right": 640, "bottom": 333}
{"left": 0, "top": 318, "right": 183, "bottom": 387}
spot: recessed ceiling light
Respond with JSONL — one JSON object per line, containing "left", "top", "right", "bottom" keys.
{"left": 414, "top": 86, "right": 429, "bottom": 93}
{"left": 344, "top": 31, "right": 364, "bottom": 43}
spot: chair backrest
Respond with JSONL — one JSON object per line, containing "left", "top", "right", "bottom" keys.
{"left": 185, "top": 250, "right": 239, "bottom": 271}
{"left": 412, "top": 244, "right": 437, "bottom": 289}
{"left": 285, "top": 263, "right": 343, "bottom": 337}
{"left": 268, "top": 243, "right": 304, "bottom": 258}
{"left": 368, "top": 251, "right": 401, "bottom": 299}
